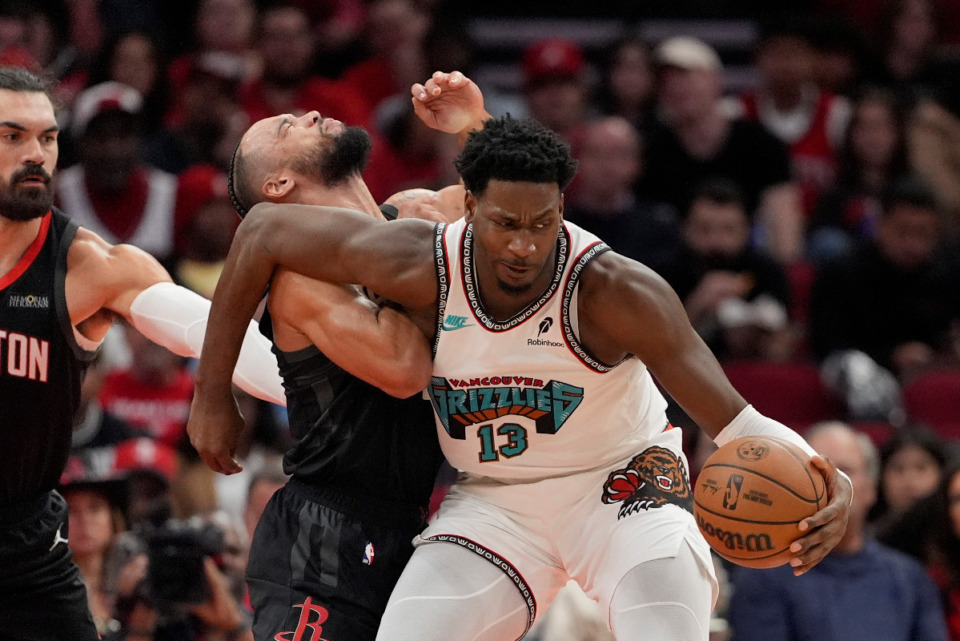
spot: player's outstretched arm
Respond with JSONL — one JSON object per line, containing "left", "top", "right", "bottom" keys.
{"left": 578, "top": 252, "right": 852, "bottom": 574}
{"left": 65, "top": 229, "right": 285, "bottom": 405}
{"left": 189, "top": 203, "right": 437, "bottom": 473}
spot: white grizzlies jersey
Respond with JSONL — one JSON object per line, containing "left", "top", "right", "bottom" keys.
{"left": 427, "top": 218, "right": 671, "bottom": 481}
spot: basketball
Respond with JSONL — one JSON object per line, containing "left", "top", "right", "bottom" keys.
{"left": 693, "top": 436, "right": 826, "bottom": 568}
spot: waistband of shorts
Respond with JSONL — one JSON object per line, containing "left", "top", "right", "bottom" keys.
{"left": 0, "top": 491, "right": 54, "bottom": 526}
{"left": 286, "top": 478, "right": 428, "bottom": 531}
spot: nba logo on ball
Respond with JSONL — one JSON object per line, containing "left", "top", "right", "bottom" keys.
{"left": 723, "top": 474, "right": 744, "bottom": 510}
{"left": 694, "top": 436, "right": 826, "bottom": 568}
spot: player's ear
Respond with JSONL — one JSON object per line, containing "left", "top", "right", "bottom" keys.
{"left": 263, "top": 173, "right": 294, "bottom": 201}
{"left": 464, "top": 190, "right": 477, "bottom": 223}
{"left": 558, "top": 192, "right": 564, "bottom": 221}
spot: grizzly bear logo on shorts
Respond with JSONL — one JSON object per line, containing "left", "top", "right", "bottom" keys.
{"left": 601, "top": 446, "right": 693, "bottom": 518}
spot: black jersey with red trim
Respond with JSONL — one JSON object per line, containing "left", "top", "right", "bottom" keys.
{"left": 258, "top": 206, "right": 442, "bottom": 514}
{"left": 0, "top": 209, "right": 97, "bottom": 506}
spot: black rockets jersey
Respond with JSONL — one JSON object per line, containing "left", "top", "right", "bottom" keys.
{"left": 0, "top": 209, "right": 96, "bottom": 506}
{"left": 260, "top": 309, "right": 443, "bottom": 514}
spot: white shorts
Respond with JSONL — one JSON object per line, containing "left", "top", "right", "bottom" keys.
{"left": 417, "top": 428, "right": 718, "bottom": 629}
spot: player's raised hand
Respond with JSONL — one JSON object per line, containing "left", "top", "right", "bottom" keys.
{"left": 787, "top": 455, "right": 852, "bottom": 575}
{"left": 411, "top": 70, "right": 490, "bottom": 140}
{"left": 187, "top": 388, "right": 246, "bottom": 475}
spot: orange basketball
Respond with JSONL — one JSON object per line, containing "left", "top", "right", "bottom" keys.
{"left": 693, "top": 436, "right": 826, "bottom": 568}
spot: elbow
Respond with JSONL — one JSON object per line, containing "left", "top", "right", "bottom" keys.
{"left": 379, "top": 349, "right": 433, "bottom": 399}
{"left": 237, "top": 203, "right": 276, "bottom": 253}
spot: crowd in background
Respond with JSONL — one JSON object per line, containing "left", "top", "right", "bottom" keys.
{"left": 4, "top": 0, "right": 960, "bottom": 639}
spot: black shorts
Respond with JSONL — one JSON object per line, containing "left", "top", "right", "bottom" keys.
{"left": 246, "top": 479, "right": 427, "bottom": 641}
{"left": 0, "top": 491, "right": 99, "bottom": 641}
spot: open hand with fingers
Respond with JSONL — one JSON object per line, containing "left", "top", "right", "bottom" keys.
{"left": 411, "top": 70, "right": 490, "bottom": 141}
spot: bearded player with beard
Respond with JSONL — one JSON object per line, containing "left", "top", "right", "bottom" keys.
{"left": 190, "top": 85, "right": 482, "bottom": 640}
{"left": 0, "top": 67, "right": 286, "bottom": 641}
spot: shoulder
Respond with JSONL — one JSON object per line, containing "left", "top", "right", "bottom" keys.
{"left": 580, "top": 251, "right": 681, "bottom": 311}
{"left": 578, "top": 251, "right": 687, "bottom": 343}
{"left": 67, "top": 226, "right": 170, "bottom": 287}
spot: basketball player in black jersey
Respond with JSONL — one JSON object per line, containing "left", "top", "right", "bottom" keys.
{"left": 0, "top": 67, "right": 283, "bottom": 641}
{"left": 185, "top": 78, "right": 482, "bottom": 640}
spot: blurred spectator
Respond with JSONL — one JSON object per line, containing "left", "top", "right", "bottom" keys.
{"left": 641, "top": 36, "right": 806, "bottom": 264}
{"left": 661, "top": 179, "right": 793, "bottom": 362}
{"left": 808, "top": 87, "right": 911, "bottom": 262}
{"left": 63, "top": 0, "right": 103, "bottom": 67}
{"left": 593, "top": 34, "right": 656, "bottom": 136}
{"left": 519, "top": 37, "right": 594, "bottom": 144}
{"left": 730, "top": 16, "right": 851, "bottom": 215}
{"left": 166, "top": 0, "right": 259, "bottom": 127}
{"left": 170, "top": 164, "right": 238, "bottom": 298}
{"left": 105, "top": 511, "right": 253, "bottom": 640}
{"left": 338, "top": 0, "right": 432, "bottom": 117}
{"left": 239, "top": 3, "right": 369, "bottom": 127}
{"left": 808, "top": 17, "right": 869, "bottom": 97}
{"left": 60, "top": 455, "right": 130, "bottom": 637}
{"left": 870, "top": 425, "right": 948, "bottom": 534}
{"left": 290, "top": 0, "right": 367, "bottom": 79}
{"left": 112, "top": 438, "right": 179, "bottom": 528}
{"left": 146, "top": 54, "right": 246, "bottom": 175}
{"left": 809, "top": 176, "right": 960, "bottom": 379}
{"left": 84, "top": 30, "right": 169, "bottom": 138}
{"left": 728, "top": 421, "right": 949, "bottom": 641}
{"left": 98, "top": 322, "right": 194, "bottom": 449}
{"left": 564, "top": 116, "right": 680, "bottom": 274}
{"left": 861, "top": 0, "right": 959, "bottom": 107}
{"left": 55, "top": 81, "right": 178, "bottom": 262}
{"left": 879, "top": 459, "right": 960, "bottom": 641}
{"left": 241, "top": 467, "right": 288, "bottom": 549}
{"left": 0, "top": 0, "right": 87, "bottom": 105}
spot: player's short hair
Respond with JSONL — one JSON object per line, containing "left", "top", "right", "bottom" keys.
{"left": 0, "top": 66, "right": 57, "bottom": 107}
{"left": 455, "top": 115, "right": 578, "bottom": 197}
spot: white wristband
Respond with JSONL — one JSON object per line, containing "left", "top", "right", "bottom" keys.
{"left": 714, "top": 405, "right": 817, "bottom": 458}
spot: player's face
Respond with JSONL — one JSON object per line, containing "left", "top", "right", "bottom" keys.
{"left": 465, "top": 179, "right": 563, "bottom": 298}
{"left": 245, "top": 111, "right": 371, "bottom": 187}
{"left": 0, "top": 89, "right": 58, "bottom": 222}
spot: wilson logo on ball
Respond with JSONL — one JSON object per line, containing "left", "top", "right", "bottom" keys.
{"left": 695, "top": 512, "right": 775, "bottom": 552}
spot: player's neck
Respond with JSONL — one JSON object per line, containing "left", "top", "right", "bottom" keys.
{"left": 299, "top": 177, "right": 380, "bottom": 218}
{"left": 0, "top": 216, "right": 44, "bottom": 277}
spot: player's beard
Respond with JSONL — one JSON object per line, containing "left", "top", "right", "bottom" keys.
{"left": 292, "top": 126, "right": 372, "bottom": 188}
{"left": 0, "top": 163, "right": 54, "bottom": 222}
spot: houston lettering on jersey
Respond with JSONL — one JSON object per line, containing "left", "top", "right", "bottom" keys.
{"left": 427, "top": 376, "right": 583, "bottom": 439}
{"left": 0, "top": 330, "right": 49, "bottom": 382}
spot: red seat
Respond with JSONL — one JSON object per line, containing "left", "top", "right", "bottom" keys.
{"left": 722, "top": 361, "right": 844, "bottom": 430}
{"left": 902, "top": 369, "right": 960, "bottom": 439}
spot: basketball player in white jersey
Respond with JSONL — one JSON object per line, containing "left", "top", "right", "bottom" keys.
{"left": 189, "top": 72, "right": 853, "bottom": 641}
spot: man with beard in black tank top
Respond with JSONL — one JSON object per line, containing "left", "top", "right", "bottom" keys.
{"left": 0, "top": 67, "right": 285, "bottom": 641}
{"left": 186, "top": 75, "right": 486, "bottom": 640}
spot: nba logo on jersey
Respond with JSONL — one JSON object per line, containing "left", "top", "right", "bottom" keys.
{"left": 363, "top": 542, "right": 375, "bottom": 565}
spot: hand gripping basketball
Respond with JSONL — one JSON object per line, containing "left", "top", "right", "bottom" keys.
{"left": 693, "top": 436, "right": 827, "bottom": 568}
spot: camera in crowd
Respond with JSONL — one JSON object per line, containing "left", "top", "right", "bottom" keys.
{"left": 143, "top": 517, "right": 226, "bottom": 607}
